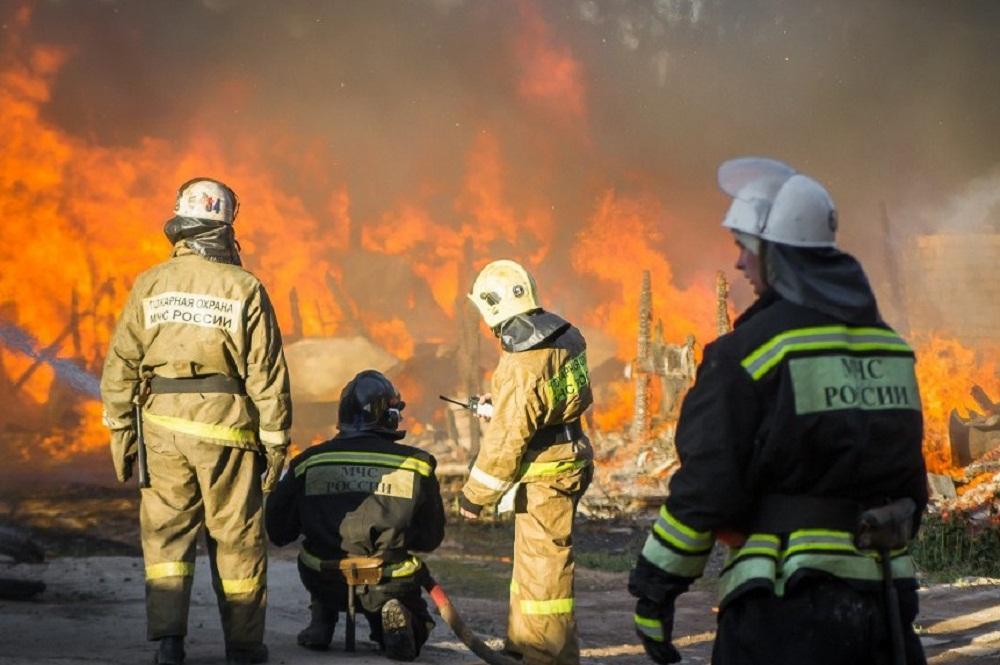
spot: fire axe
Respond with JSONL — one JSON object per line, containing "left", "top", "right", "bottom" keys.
{"left": 855, "top": 497, "right": 916, "bottom": 665}
{"left": 132, "top": 374, "right": 153, "bottom": 489}
{"left": 439, "top": 394, "right": 494, "bottom": 419}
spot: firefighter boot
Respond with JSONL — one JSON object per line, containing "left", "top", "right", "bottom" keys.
{"left": 154, "top": 636, "right": 185, "bottom": 665}
{"left": 225, "top": 642, "right": 268, "bottom": 665}
{"left": 381, "top": 599, "right": 417, "bottom": 661}
{"left": 297, "top": 601, "right": 337, "bottom": 650}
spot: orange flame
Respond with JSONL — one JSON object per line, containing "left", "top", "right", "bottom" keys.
{"left": 913, "top": 335, "right": 1000, "bottom": 474}
{"left": 2, "top": 6, "right": 996, "bottom": 485}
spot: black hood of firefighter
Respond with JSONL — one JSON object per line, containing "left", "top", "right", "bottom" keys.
{"left": 763, "top": 243, "right": 880, "bottom": 325}
{"left": 164, "top": 216, "right": 242, "bottom": 266}
{"left": 498, "top": 310, "right": 572, "bottom": 353}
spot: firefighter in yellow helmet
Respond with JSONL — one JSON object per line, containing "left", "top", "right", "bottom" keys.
{"left": 459, "top": 259, "right": 593, "bottom": 665}
{"left": 100, "top": 178, "right": 292, "bottom": 665}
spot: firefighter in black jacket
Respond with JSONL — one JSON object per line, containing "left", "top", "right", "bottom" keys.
{"left": 629, "top": 157, "right": 928, "bottom": 665}
{"left": 265, "top": 370, "right": 445, "bottom": 661}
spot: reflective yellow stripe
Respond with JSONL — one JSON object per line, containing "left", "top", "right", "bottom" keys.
{"left": 519, "top": 458, "right": 590, "bottom": 480}
{"left": 221, "top": 572, "right": 265, "bottom": 595}
{"left": 299, "top": 548, "right": 420, "bottom": 579}
{"left": 146, "top": 561, "right": 195, "bottom": 580}
{"left": 295, "top": 452, "right": 432, "bottom": 478}
{"left": 510, "top": 579, "right": 520, "bottom": 594}
{"left": 741, "top": 326, "right": 911, "bottom": 380}
{"left": 144, "top": 412, "right": 257, "bottom": 443}
{"left": 634, "top": 614, "right": 663, "bottom": 629}
{"left": 386, "top": 556, "right": 422, "bottom": 578}
{"left": 520, "top": 597, "right": 575, "bottom": 615}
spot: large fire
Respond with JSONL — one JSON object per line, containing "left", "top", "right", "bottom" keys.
{"left": 1, "top": 4, "right": 997, "bottom": 487}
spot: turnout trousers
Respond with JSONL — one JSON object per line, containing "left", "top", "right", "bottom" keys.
{"left": 507, "top": 464, "right": 591, "bottom": 665}
{"left": 712, "top": 576, "right": 926, "bottom": 665}
{"left": 140, "top": 425, "right": 266, "bottom": 646}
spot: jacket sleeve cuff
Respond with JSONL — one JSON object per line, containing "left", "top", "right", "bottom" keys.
{"left": 259, "top": 428, "right": 291, "bottom": 446}
{"left": 459, "top": 493, "right": 484, "bottom": 516}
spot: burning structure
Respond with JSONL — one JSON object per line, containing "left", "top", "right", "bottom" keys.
{"left": 0, "top": 2, "right": 997, "bottom": 510}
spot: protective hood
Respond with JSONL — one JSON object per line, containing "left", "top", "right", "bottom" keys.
{"left": 763, "top": 242, "right": 881, "bottom": 324}
{"left": 499, "top": 310, "right": 571, "bottom": 352}
{"left": 164, "top": 216, "right": 242, "bottom": 266}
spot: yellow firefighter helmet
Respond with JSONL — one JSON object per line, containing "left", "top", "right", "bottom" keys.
{"left": 468, "top": 259, "right": 540, "bottom": 329}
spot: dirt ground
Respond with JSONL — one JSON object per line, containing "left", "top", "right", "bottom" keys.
{"left": 1, "top": 485, "right": 999, "bottom": 664}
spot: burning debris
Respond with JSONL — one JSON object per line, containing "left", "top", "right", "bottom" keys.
{"left": 949, "top": 385, "right": 1000, "bottom": 468}
{"left": 925, "top": 386, "right": 1000, "bottom": 526}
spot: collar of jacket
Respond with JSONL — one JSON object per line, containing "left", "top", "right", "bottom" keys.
{"left": 499, "top": 310, "right": 571, "bottom": 352}
{"left": 334, "top": 428, "right": 406, "bottom": 442}
{"left": 733, "top": 289, "right": 782, "bottom": 328}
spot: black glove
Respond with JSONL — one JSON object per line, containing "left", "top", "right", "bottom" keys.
{"left": 634, "top": 597, "right": 681, "bottom": 664}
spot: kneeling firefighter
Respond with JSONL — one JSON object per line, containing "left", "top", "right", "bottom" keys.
{"left": 265, "top": 370, "right": 445, "bottom": 661}
{"left": 628, "top": 158, "right": 928, "bottom": 665}
{"left": 459, "top": 259, "right": 594, "bottom": 665}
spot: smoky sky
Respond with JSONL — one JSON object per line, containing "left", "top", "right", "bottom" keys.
{"left": 7, "top": 0, "right": 1000, "bottom": 311}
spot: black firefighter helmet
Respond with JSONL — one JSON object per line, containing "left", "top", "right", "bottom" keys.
{"left": 338, "top": 370, "right": 406, "bottom": 436}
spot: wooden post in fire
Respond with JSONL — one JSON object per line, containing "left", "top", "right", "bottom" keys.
{"left": 631, "top": 271, "right": 652, "bottom": 442}
{"left": 716, "top": 271, "right": 732, "bottom": 336}
{"left": 457, "top": 238, "right": 481, "bottom": 460}
{"left": 70, "top": 287, "right": 81, "bottom": 359}
{"left": 879, "top": 202, "right": 910, "bottom": 336}
{"left": 288, "top": 287, "right": 304, "bottom": 341}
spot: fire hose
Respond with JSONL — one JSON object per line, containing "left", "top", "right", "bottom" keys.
{"left": 422, "top": 572, "right": 522, "bottom": 665}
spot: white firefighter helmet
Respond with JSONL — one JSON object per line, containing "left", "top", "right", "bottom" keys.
{"left": 719, "top": 157, "right": 837, "bottom": 248}
{"left": 173, "top": 178, "right": 239, "bottom": 224}
{"left": 468, "top": 259, "right": 540, "bottom": 328}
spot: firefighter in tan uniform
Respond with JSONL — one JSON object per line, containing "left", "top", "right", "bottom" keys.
{"left": 459, "top": 260, "right": 593, "bottom": 665}
{"left": 100, "top": 178, "right": 292, "bottom": 665}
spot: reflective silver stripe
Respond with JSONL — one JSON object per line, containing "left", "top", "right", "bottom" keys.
{"left": 634, "top": 614, "right": 664, "bottom": 642}
{"left": 651, "top": 506, "right": 713, "bottom": 554}
{"left": 102, "top": 409, "right": 131, "bottom": 430}
{"left": 470, "top": 465, "right": 513, "bottom": 492}
{"left": 295, "top": 451, "right": 432, "bottom": 478}
{"left": 299, "top": 548, "right": 323, "bottom": 572}
{"left": 785, "top": 529, "right": 857, "bottom": 557}
{"left": 259, "top": 428, "right": 290, "bottom": 446}
{"left": 641, "top": 533, "right": 709, "bottom": 579}
{"left": 741, "top": 326, "right": 910, "bottom": 380}
{"left": 718, "top": 555, "right": 777, "bottom": 604}
{"left": 716, "top": 530, "right": 918, "bottom": 607}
